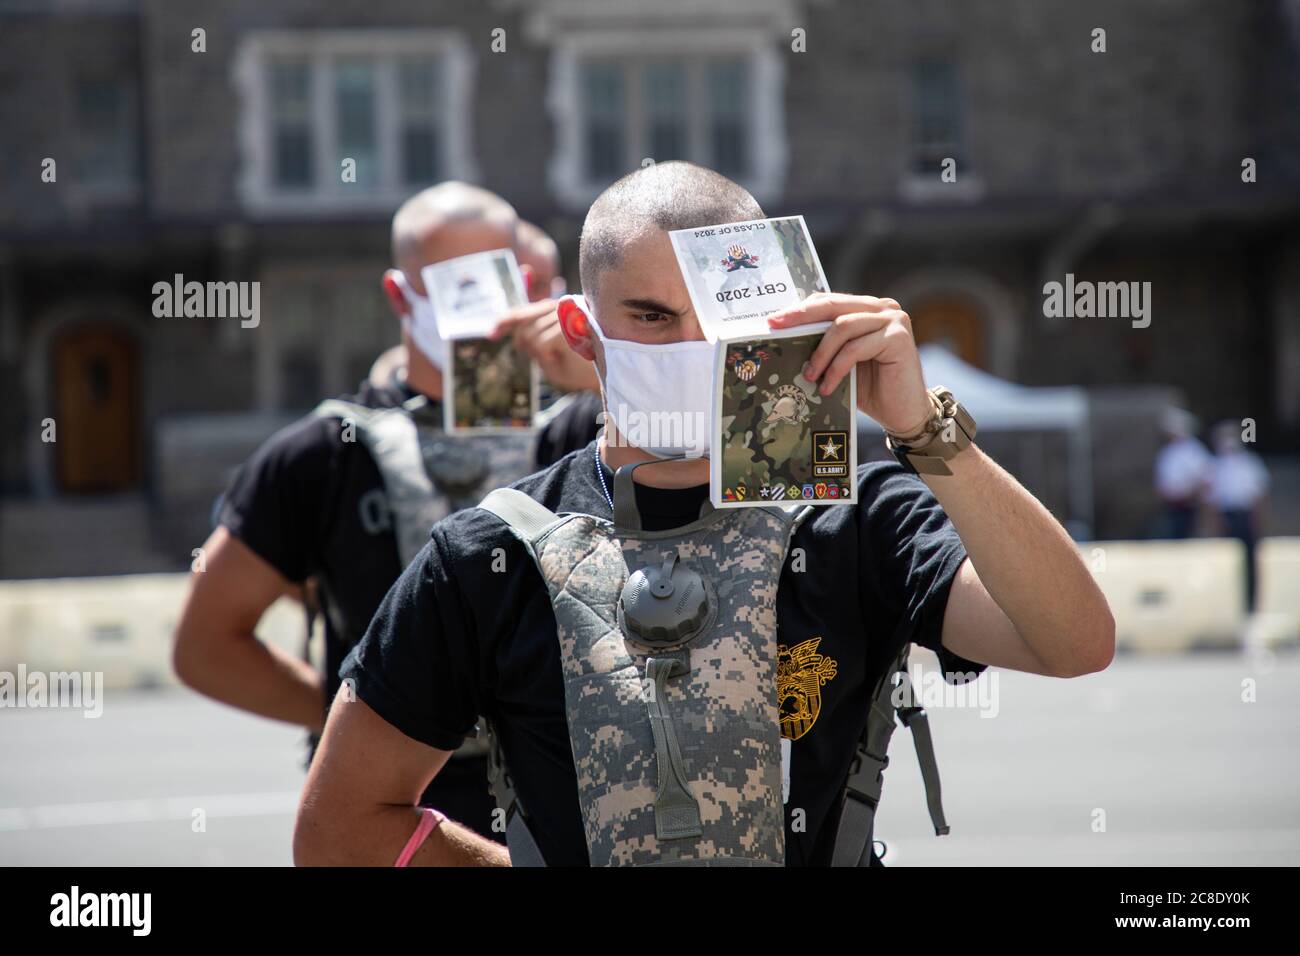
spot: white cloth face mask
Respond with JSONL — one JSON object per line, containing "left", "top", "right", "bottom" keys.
{"left": 392, "top": 270, "right": 450, "bottom": 371}
{"left": 561, "top": 293, "right": 714, "bottom": 459}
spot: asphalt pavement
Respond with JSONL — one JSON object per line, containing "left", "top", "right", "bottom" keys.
{"left": 1, "top": 651, "right": 1295, "bottom": 866}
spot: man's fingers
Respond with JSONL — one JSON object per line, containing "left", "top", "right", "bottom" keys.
{"left": 802, "top": 312, "right": 892, "bottom": 382}
{"left": 530, "top": 320, "right": 566, "bottom": 354}
{"left": 768, "top": 292, "right": 899, "bottom": 330}
{"left": 488, "top": 299, "right": 559, "bottom": 339}
{"left": 816, "top": 328, "right": 888, "bottom": 395}
{"left": 511, "top": 312, "right": 561, "bottom": 356}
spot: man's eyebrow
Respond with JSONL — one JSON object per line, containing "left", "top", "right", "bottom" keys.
{"left": 620, "top": 297, "right": 681, "bottom": 315}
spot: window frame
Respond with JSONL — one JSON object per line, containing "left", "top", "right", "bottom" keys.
{"left": 233, "top": 30, "right": 478, "bottom": 215}
{"left": 899, "top": 55, "right": 984, "bottom": 203}
{"left": 68, "top": 67, "right": 141, "bottom": 200}
{"left": 547, "top": 29, "right": 787, "bottom": 210}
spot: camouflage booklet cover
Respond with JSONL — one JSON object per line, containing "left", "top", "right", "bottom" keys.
{"left": 446, "top": 336, "right": 538, "bottom": 432}
{"left": 712, "top": 328, "right": 857, "bottom": 508}
{"left": 667, "top": 216, "right": 856, "bottom": 507}
{"left": 420, "top": 248, "right": 538, "bottom": 433}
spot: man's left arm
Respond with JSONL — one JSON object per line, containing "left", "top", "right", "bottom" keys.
{"left": 770, "top": 292, "right": 1115, "bottom": 678}
{"left": 919, "top": 444, "right": 1114, "bottom": 676}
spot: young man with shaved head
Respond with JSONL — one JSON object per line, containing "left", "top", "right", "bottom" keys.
{"left": 514, "top": 219, "right": 563, "bottom": 299}
{"left": 371, "top": 215, "right": 597, "bottom": 398}
{"left": 173, "top": 181, "right": 598, "bottom": 842}
{"left": 295, "top": 162, "right": 1114, "bottom": 867}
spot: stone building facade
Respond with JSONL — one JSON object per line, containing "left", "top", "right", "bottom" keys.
{"left": 1, "top": 0, "right": 1297, "bottom": 575}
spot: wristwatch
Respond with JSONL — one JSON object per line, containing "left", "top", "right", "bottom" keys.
{"left": 884, "top": 386, "right": 977, "bottom": 476}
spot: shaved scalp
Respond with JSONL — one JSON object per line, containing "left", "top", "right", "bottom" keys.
{"left": 579, "top": 161, "right": 764, "bottom": 297}
{"left": 391, "top": 181, "right": 518, "bottom": 265}
{"left": 515, "top": 219, "right": 562, "bottom": 276}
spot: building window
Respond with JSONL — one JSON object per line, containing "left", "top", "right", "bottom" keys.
{"left": 708, "top": 62, "right": 749, "bottom": 179}
{"left": 74, "top": 71, "right": 139, "bottom": 190}
{"left": 269, "top": 59, "right": 313, "bottom": 189}
{"left": 235, "top": 31, "right": 477, "bottom": 213}
{"left": 911, "top": 59, "right": 966, "bottom": 174}
{"left": 902, "top": 58, "right": 982, "bottom": 201}
{"left": 573, "top": 56, "right": 754, "bottom": 188}
{"left": 643, "top": 65, "right": 685, "bottom": 164}
{"left": 398, "top": 56, "right": 442, "bottom": 186}
{"left": 582, "top": 63, "right": 627, "bottom": 180}
{"left": 550, "top": 33, "right": 786, "bottom": 209}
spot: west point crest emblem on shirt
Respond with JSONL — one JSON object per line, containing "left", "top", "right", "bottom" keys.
{"left": 777, "top": 637, "right": 839, "bottom": 740}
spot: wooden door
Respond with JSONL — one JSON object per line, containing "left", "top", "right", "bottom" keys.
{"left": 54, "top": 325, "right": 139, "bottom": 492}
{"left": 910, "top": 297, "right": 986, "bottom": 368}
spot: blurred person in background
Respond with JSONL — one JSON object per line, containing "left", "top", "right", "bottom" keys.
{"left": 514, "top": 218, "right": 566, "bottom": 300}
{"left": 172, "top": 182, "right": 598, "bottom": 845}
{"left": 499, "top": 218, "right": 604, "bottom": 466}
{"left": 1153, "top": 406, "right": 1212, "bottom": 539}
{"left": 369, "top": 217, "right": 596, "bottom": 397}
{"left": 1209, "top": 419, "right": 1270, "bottom": 612}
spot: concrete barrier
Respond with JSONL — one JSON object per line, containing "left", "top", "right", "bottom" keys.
{"left": 0, "top": 573, "right": 313, "bottom": 690}
{"left": 1255, "top": 537, "right": 1300, "bottom": 649}
{"left": 0, "top": 538, "right": 1294, "bottom": 688}
{"left": 1086, "top": 537, "right": 1300, "bottom": 651}
{"left": 1085, "top": 538, "right": 1246, "bottom": 651}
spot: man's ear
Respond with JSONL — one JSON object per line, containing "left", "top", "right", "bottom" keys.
{"left": 519, "top": 263, "right": 541, "bottom": 302}
{"left": 382, "top": 270, "right": 409, "bottom": 319}
{"left": 557, "top": 297, "right": 597, "bottom": 361}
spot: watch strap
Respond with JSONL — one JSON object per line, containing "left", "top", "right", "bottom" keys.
{"left": 886, "top": 386, "right": 977, "bottom": 476}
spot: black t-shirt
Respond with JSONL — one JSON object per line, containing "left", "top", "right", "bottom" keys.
{"left": 341, "top": 441, "right": 984, "bottom": 866}
{"left": 533, "top": 389, "right": 603, "bottom": 469}
{"left": 217, "top": 377, "right": 601, "bottom": 707}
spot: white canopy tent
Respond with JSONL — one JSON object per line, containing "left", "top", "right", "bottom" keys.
{"left": 857, "top": 345, "right": 1095, "bottom": 537}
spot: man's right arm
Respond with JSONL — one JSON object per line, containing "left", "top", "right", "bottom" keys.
{"left": 172, "top": 525, "right": 325, "bottom": 731}
{"left": 294, "top": 685, "right": 509, "bottom": 866}
{"left": 172, "top": 416, "right": 333, "bottom": 731}
{"left": 296, "top": 524, "right": 509, "bottom": 866}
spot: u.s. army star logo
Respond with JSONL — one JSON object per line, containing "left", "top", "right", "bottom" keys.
{"left": 777, "top": 638, "right": 839, "bottom": 740}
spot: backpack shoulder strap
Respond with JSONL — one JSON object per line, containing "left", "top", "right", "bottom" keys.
{"left": 482, "top": 716, "right": 548, "bottom": 866}
{"left": 475, "top": 487, "right": 569, "bottom": 867}
{"left": 313, "top": 397, "right": 381, "bottom": 425}
{"left": 898, "top": 665, "right": 950, "bottom": 840}
{"left": 477, "top": 487, "right": 566, "bottom": 543}
{"left": 832, "top": 647, "right": 950, "bottom": 867}
{"left": 533, "top": 390, "right": 580, "bottom": 429}
{"left": 313, "top": 397, "right": 437, "bottom": 567}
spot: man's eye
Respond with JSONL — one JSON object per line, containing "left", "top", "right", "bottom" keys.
{"left": 632, "top": 312, "right": 670, "bottom": 324}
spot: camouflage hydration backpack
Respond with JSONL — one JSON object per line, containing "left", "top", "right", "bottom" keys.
{"left": 313, "top": 392, "right": 534, "bottom": 760}
{"left": 478, "top": 458, "right": 951, "bottom": 867}
{"left": 313, "top": 394, "right": 535, "bottom": 568}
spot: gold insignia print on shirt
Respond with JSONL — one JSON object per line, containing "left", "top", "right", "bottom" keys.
{"left": 777, "top": 638, "right": 839, "bottom": 740}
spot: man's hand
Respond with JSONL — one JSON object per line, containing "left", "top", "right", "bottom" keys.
{"left": 767, "top": 292, "right": 932, "bottom": 436}
{"left": 490, "top": 300, "right": 600, "bottom": 394}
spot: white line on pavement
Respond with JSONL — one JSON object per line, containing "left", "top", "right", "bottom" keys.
{"left": 0, "top": 791, "right": 299, "bottom": 831}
